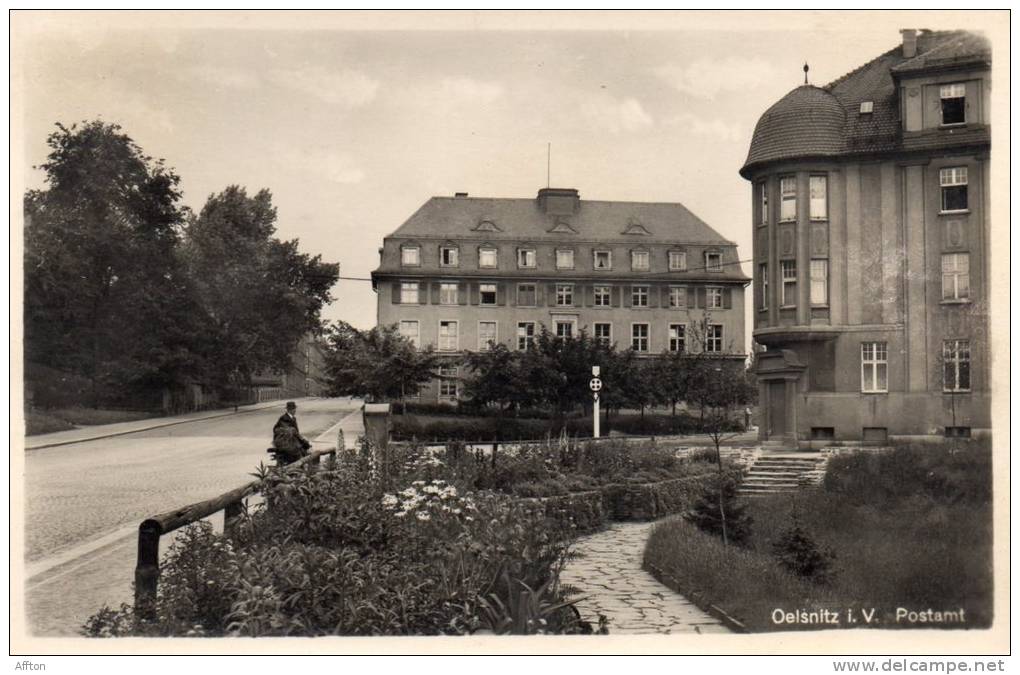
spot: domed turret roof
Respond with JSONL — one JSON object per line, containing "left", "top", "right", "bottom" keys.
{"left": 740, "top": 85, "right": 846, "bottom": 177}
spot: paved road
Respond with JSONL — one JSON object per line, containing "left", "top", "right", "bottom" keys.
{"left": 561, "top": 522, "right": 729, "bottom": 634}
{"left": 21, "top": 397, "right": 362, "bottom": 636}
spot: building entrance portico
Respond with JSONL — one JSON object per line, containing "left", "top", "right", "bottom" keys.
{"left": 756, "top": 349, "right": 805, "bottom": 445}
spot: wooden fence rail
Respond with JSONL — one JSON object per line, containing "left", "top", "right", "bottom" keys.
{"left": 134, "top": 447, "right": 337, "bottom": 618}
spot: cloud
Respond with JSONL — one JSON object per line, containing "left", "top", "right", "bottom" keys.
{"left": 436, "top": 77, "right": 504, "bottom": 105}
{"left": 267, "top": 66, "right": 379, "bottom": 108}
{"left": 189, "top": 65, "right": 260, "bottom": 90}
{"left": 656, "top": 57, "right": 781, "bottom": 100}
{"left": 277, "top": 145, "right": 365, "bottom": 185}
{"left": 579, "top": 94, "right": 653, "bottom": 134}
{"left": 667, "top": 113, "right": 744, "bottom": 142}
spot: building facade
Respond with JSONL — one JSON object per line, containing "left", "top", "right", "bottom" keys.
{"left": 372, "top": 187, "right": 748, "bottom": 402}
{"left": 741, "top": 29, "right": 991, "bottom": 445}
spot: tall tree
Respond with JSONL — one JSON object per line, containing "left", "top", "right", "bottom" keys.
{"left": 24, "top": 121, "right": 202, "bottom": 405}
{"left": 181, "top": 186, "right": 339, "bottom": 389}
{"left": 322, "top": 321, "right": 440, "bottom": 401}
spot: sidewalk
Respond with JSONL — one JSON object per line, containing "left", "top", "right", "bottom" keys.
{"left": 24, "top": 398, "right": 317, "bottom": 450}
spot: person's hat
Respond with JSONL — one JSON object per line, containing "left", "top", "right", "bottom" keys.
{"left": 286, "top": 401, "right": 297, "bottom": 410}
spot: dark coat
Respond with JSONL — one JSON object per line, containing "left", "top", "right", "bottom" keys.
{"left": 272, "top": 412, "right": 311, "bottom": 460}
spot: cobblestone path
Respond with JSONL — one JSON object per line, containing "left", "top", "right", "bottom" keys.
{"left": 561, "top": 521, "right": 729, "bottom": 634}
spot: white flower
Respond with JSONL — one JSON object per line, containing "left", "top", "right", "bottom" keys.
{"left": 381, "top": 494, "right": 399, "bottom": 508}
{"left": 416, "top": 512, "right": 431, "bottom": 522}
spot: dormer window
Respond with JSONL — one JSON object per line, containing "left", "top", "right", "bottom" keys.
{"left": 668, "top": 250, "right": 687, "bottom": 271}
{"left": 556, "top": 249, "right": 575, "bottom": 270}
{"left": 859, "top": 101, "right": 874, "bottom": 114}
{"left": 440, "top": 245, "right": 459, "bottom": 267}
{"left": 940, "top": 83, "right": 966, "bottom": 125}
{"left": 517, "top": 247, "right": 536, "bottom": 268}
{"left": 705, "top": 251, "right": 723, "bottom": 272}
{"left": 478, "top": 246, "right": 498, "bottom": 268}
{"left": 400, "top": 245, "right": 420, "bottom": 266}
{"left": 593, "top": 250, "right": 612, "bottom": 270}
{"left": 631, "top": 250, "right": 649, "bottom": 271}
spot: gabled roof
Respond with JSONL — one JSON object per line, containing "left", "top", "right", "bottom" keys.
{"left": 741, "top": 29, "right": 990, "bottom": 177}
{"left": 386, "top": 195, "right": 736, "bottom": 246}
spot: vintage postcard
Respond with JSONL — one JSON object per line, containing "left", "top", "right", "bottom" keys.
{"left": 8, "top": 9, "right": 1010, "bottom": 659}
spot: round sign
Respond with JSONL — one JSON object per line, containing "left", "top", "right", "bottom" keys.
{"left": 589, "top": 377, "right": 603, "bottom": 392}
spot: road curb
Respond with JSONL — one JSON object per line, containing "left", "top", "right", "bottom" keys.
{"left": 25, "top": 400, "right": 300, "bottom": 451}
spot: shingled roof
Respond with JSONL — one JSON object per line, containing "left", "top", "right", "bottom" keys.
{"left": 740, "top": 29, "right": 990, "bottom": 178}
{"left": 386, "top": 195, "right": 736, "bottom": 246}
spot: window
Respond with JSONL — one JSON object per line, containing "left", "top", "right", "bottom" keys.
{"left": 943, "top": 339, "right": 971, "bottom": 392}
{"left": 556, "top": 249, "right": 575, "bottom": 269}
{"left": 942, "top": 253, "right": 970, "bottom": 301}
{"left": 781, "top": 260, "right": 797, "bottom": 307}
{"left": 668, "top": 324, "right": 686, "bottom": 353}
{"left": 631, "top": 250, "right": 649, "bottom": 271}
{"left": 631, "top": 324, "right": 649, "bottom": 352}
{"left": 517, "top": 248, "right": 536, "bottom": 268}
{"left": 707, "top": 287, "right": 723, "bottom": 309}
{"left": 706, "top": 325, "right": 723, "bottom": 353}
{"left": 940, "top": 83, "right": 966, "bottom": 125}
{"left": 859, "top": 101, "right": 874, "bottom": 114}
{"left": 438, "top": 365, "right": 458, "bottom": 400}
{"left": 479, "top": 247, "right": 498, "bottom": 268}
{"left": 555, "top": 320, "right": 574, "bottom": 339}
{"left": 400, "top": 282, "right": 420, "bottom": 304}
{"left": 556, "top": 284, "right": 574, "bottom": 306}
{"left": 399, "top": 320, "right": 420, "bottom": 348}
{"left": 438, "top": 321, "right": 459, "bottom": 352}
{"left": 594, "top": 285, "right": 612, "bottom": 307}
{"left": 940, "top": 167, "right": 969, "bottom": 212}
{"left": 811, "top": 427, "right": 836, "bottom": 440}
{"left": 440, "top": 246, "right": 459, "bottom": 267}
{"left": 401, "top": 245, "right": 420, "bottom": 266}
{"left": 705, "top": 252, "right": 723, "bottom": 272}
{"left": 517, "top": 322, "right": 535, "bottom": 350}
{"left": 780, "top": 176, "right": 797, "bottom": 221}
{"left": 440, "top": 283, "right": 458, "bottom": 305}
{"left": 810, "top": 175, "right": 827, "bottom": 220}
{"left": 517, "top": 283, "right": 537, "bottom": 307}
{"left": 631, "top": 285, "right": 648, "bottom": 307}
{"left": 861, "top": 342, "right": 888, "bottom": 393}
{"left": 810, "top": 259, "right": 829, "bottom": 306}
{"left": 594, "top": 323, "right": 612, "bottom": 346}
{"left": 669, "top": 286, "right": 687, "bottom": 309}
{"left": 758, "top": 263, "right": 768, "bottom": 310}
{"left": 758, "top": 182, "right": 768, "bottom": 225}
{"left": 593, "top": 250, "right": 612, "bottom": 270}
{"left": 669, "top": 251, "right": 687, "bottom": 271}
{"left": 479, "top": 283, "right": 497, "bottom": 306}
{"left": 478, "top": 321, "right": 497, "bottom": 351}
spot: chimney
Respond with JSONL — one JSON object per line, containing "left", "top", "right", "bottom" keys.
{"left": 537, "top": 187, "right": 580, "bottom": 215}
{"left": 900, "top": 28, "right": 918, "bottom": 58}
{"left": 454, "top": 192, "right": 468, "bottom": 198}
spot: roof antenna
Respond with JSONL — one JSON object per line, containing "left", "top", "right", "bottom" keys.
{"left": 803, "top": 62, "right": 810, "bottom": 85}
{"left": 546, "top": 142, "right": 551, "bottom": 188}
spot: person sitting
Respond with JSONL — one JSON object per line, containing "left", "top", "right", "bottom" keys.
{"left": 271, "top": 401, "right": 311, "bottom": 465}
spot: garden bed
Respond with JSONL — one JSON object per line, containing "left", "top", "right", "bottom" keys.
{"left": 643, "top": 440, "right": 993, "bottom": 632}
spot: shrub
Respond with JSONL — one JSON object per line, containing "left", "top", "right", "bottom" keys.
{"left": 770, "top": 516, "right": 836, "bottom": 585}
{"left": 684, "top": 476, "right": 753, "bottom": 546}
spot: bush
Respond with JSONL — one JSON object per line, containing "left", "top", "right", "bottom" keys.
{"left": 770, "top": 516, "right": 836, "bottom": 585}
{"left": 684, "top": 477, "right": 753, "bottom": 546}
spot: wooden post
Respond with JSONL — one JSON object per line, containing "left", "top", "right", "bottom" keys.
{"left": 134, "top": 520, "right": 162, "bottom": 620}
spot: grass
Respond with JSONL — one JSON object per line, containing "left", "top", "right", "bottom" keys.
{"left": 643, "top": 442, "right": 993, "bottom": 631}
{"left": 25, "top": 406, "right": 158, "bottom": 435}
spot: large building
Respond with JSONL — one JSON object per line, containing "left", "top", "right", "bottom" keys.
{"left": 741, "top": 29, "right": 991, "bottom": 445}
{"left": 372, "top": 187, "right": 748, "bottom": 402}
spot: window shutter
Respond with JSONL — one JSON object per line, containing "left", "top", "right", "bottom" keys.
{"left": 724, "top": 287, "right": 733, "bottom": 309}
{"left": 547, "top": 283, "right": 557, "bottom": 305}
{"left": 611, "top": 285, "right": 620, "bottom": 308}
{"left": 430, "top": 282, "right": 440, "bottom": 304}
{"left": 584, "top": 285, "right": 593, "bottom": 307}
{"left": 458, "top": 282, "right": 468, "bottom": 305}
{"left": 648, "top": 285, "right": 659, "bottom": 308}
{"left": 660, "top": 285, "right": 669, "bottom": 308}
{"left": 496, "top": 283, "right": 506, "bottom": 306}
{"left": 391, "top": 282, "right": 401, "bottom": 305}
{"left": 417, "top": 282, "right": 426, "bottom": 305}
{"left": 469, "top": 283, "right": 479, "bottom": 305}
{"left": 536, "top": 283, "right": 545, "bottom": 307}
{"left": 623, "top": 286, "right": 632, "bottom": 308}
{"left": 695, "top": 287, "right": 704, "bottom": 308}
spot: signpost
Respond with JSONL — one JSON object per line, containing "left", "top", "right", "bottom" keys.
{"left": 590, "top": 366, "right": 602, "bottom": 438}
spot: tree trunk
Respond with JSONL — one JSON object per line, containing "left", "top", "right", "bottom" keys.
{"left": 715, "top": 438, "right": 728, "bottom": 546}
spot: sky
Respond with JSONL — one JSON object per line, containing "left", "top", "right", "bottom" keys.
{"left": 14, "top": 10, "right": 1003, "bottom": 345}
